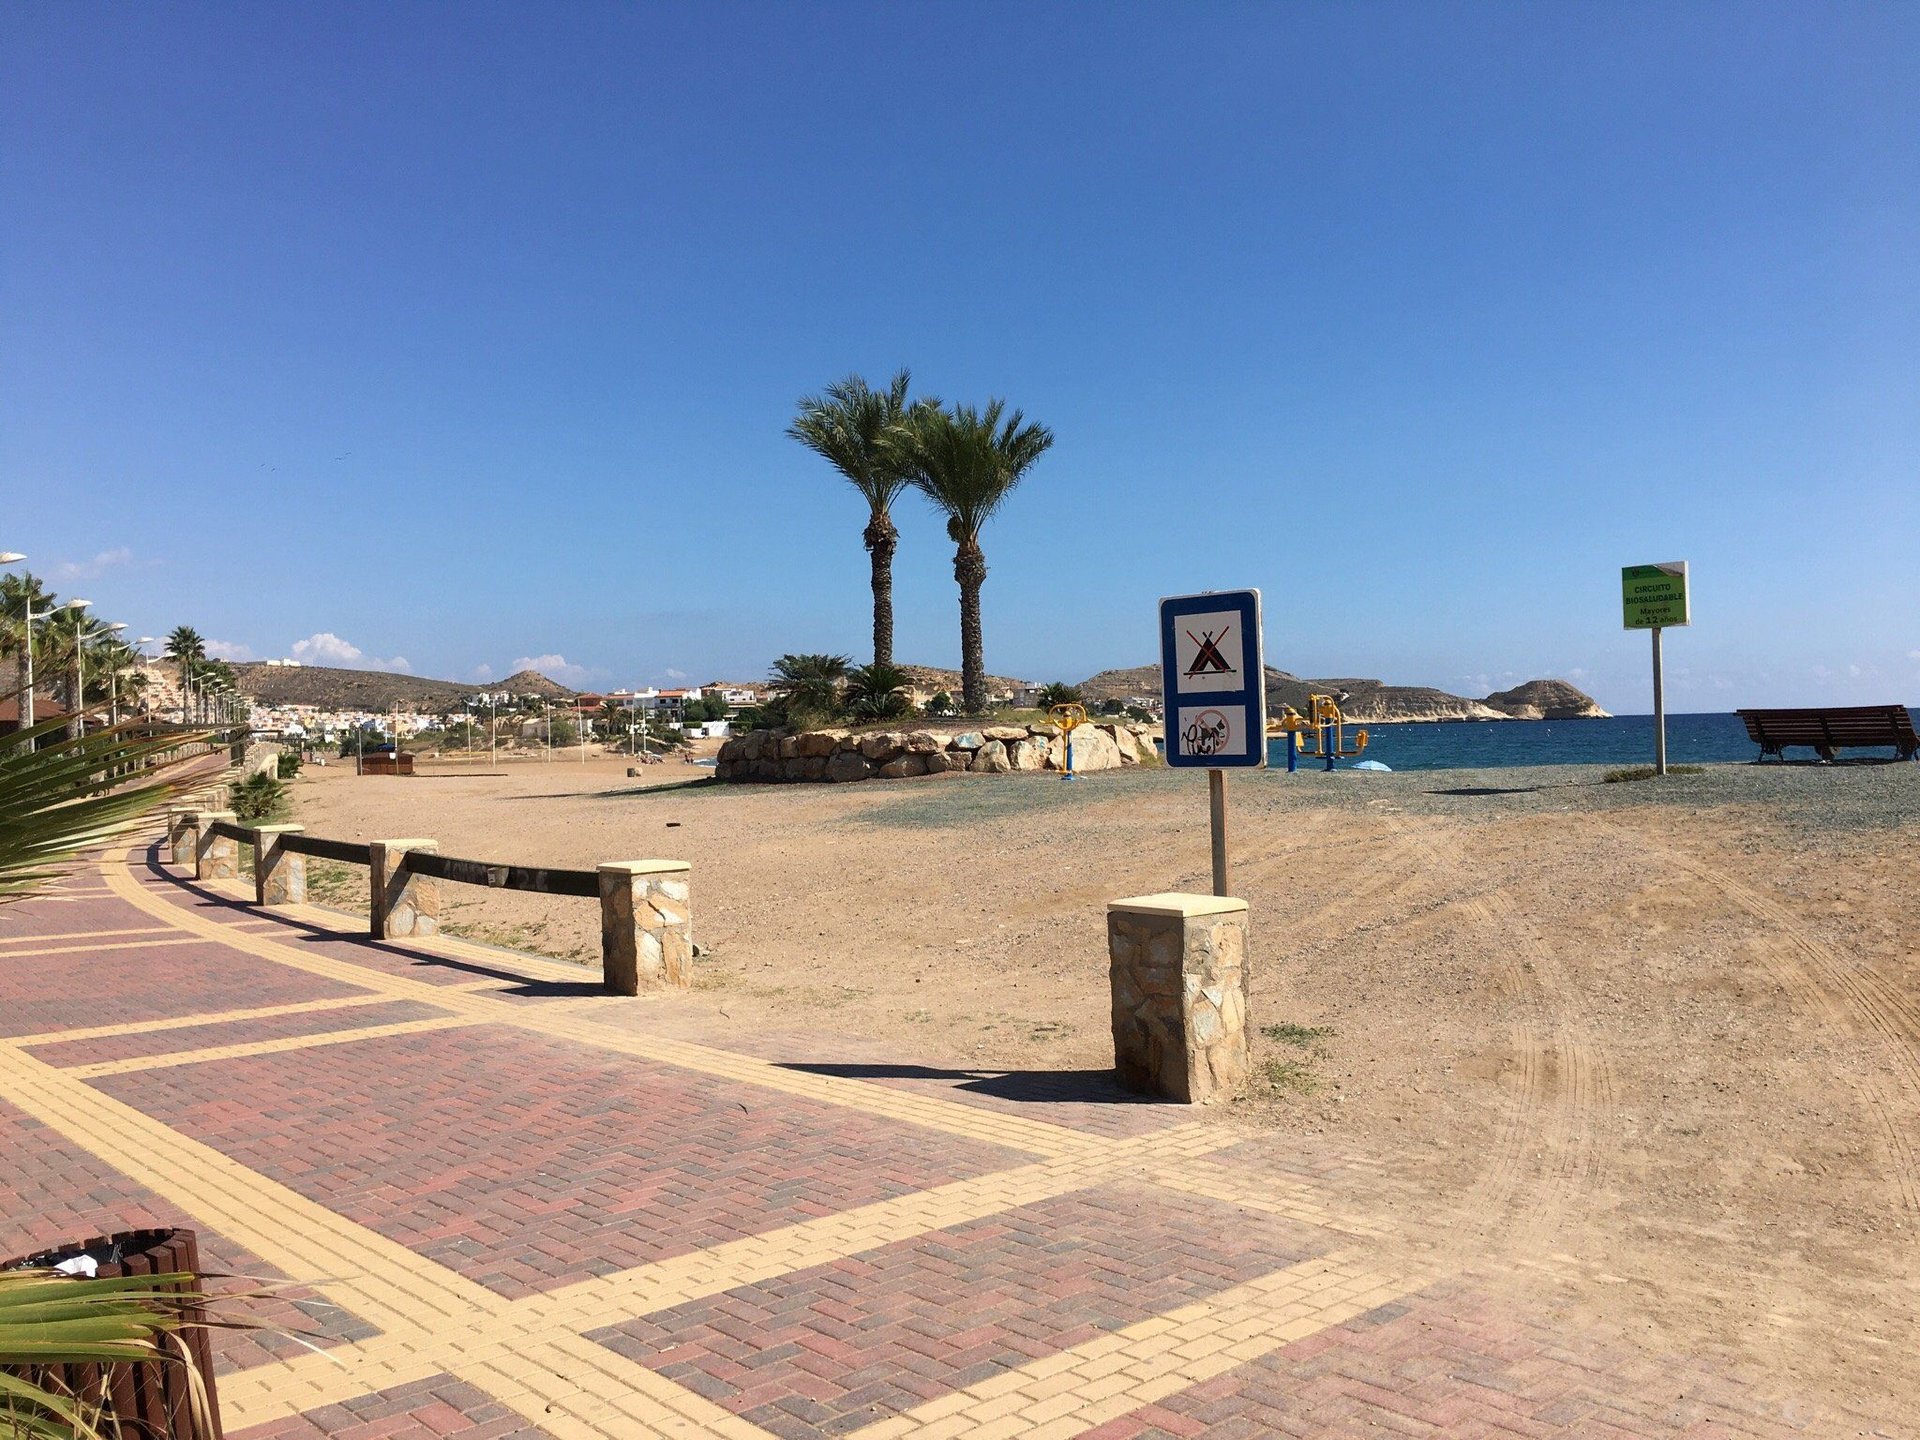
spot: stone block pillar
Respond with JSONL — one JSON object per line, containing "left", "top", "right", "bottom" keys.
{"left": 1107, "top": 893, "right": 1250, "bottom": 1103}
{"left": 369, "top": 838, "right": 440, "bottom": 940}
{"left": 597, "top": 860, "right": 692, "bottom": 995}
{"left": 194, "top": 811, "right": 239, "bottom": 882}
{"left": 167, "top": 810, "right": 196, "bottom": 867}
{"left": 253, "top": 824, "right": 307, "bottom": 906}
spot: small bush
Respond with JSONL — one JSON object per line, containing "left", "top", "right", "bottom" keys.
{"left": 1603, "top": 764, "right": 1705, "bottom": 783}
{"left": 276, "top": 751, "right": 303, "bottom": 780}
{"left": 1262, "top": 1022, "right": 1335, "bottom": 1048}
{"left": 231, "top": 772, "right": 288, "bottom": 824}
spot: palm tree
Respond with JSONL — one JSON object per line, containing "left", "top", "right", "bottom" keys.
{"left": 1036, "top": 682, "right": 1083, "bottom": 710}
{"left": 787, "top": 370, "right": 919, "bottom": 670}
{"left": 892, "top": 400, "right": 1054, "bottom": 715}
{"left": 767, "top": 653, "right": 850, "bottom": 727}
{"left": 163, "top": 627, "right": 205, "bottom": 723}
{"left": 843, "top": 661, "right": 913, "bottom": 721}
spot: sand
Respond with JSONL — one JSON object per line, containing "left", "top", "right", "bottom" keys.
{"left": 287, "top": 751, "right": 1920, "bottom": 1420}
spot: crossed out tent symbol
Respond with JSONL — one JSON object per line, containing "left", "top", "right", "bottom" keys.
{"left": 1184, "top": 625, "right": 1235, "bottom": 679}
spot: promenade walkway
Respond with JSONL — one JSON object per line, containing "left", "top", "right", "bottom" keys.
{"left": 0, "top": 841, "right": 1845, "bottom": 1438}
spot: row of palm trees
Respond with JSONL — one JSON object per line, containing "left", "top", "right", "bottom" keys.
{"left": 156, "top": 624, "right": 244, "bottom": 725}
{"left": 0, "top": 571, "right": 152, "bottom": 738}
{"left": 787, "top": 371, "right": 1052, "bottom": 716}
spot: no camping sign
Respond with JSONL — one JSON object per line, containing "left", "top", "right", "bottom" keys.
{"left": 1159, "top": 590, "right": 1267, "bottom": 769}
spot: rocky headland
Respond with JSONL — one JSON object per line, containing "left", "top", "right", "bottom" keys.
{"left": 1077, "top": 665, "right": 1608, "bottom": 724}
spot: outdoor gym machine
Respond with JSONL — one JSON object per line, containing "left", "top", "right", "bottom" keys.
{"left": 1049, "top": 702, "right": 1088, "bottom": 780}
{"left": 1269, "top": 693, "right": 1369, "bottom": 773}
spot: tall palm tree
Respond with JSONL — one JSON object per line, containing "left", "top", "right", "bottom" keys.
{"left": 787, "top": 370, "right": 919, "bottom": 669}
{"left": 163, "top": 626, "right": 205, "bottom": 723}
{"left": 892, "top": 401, "right": 1053, "bottom": 715}
{"left": 0, "top": 571, "right": 55, "bottom": 704}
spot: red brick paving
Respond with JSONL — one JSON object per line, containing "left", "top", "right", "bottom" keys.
{"left": 229, "top": 1375, "right": 552, "bottom": 1440}
{"left": 96, "top": 1023, "right": 1036, "bottom": 1298}
{"left": 0, "top": 1095, "right": 377, "bottom": 1373}
{"left": 1084, "top": 1278, "right": 1826, "bottom": 1440}
{"left": 590, "top": 1183, "right": 1330, "bottom": 1438}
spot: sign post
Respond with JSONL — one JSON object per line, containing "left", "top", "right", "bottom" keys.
{"left": 1159, "top": 589, "right": 1266, "bottom": 896}
{"left": 1622, "top": 562, "right": 1690, "bottom": 776}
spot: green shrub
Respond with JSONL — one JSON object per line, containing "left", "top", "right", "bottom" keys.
{"left": 276, "top": 751, "right": 303, "bottom": 780}
{"left": 1603, "top": 764, "right": 1705, "bottom": 783}
{"left": 231, "top": 772, "right": 288, "bottom": 824}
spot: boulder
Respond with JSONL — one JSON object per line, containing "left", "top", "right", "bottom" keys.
{"left": 778, "top": 735, "right": 802, "bottom": 760}
{"left": 718, "top": 738, "right": 745, "bottom": 763}
{"left": 949, "top": 731, "right": 985, "bottom": 751}
{"left": 923, "top": 750, "right": 967, "bottom": 773}
{"left": 826, "top": 750, "right": 874, "bottom": 783}
{"left": 1105, "top": 725, "right": 1141, "bottom": 765}
{"left": 748, "top": 758, "right": 782, "bottom": 781}
{"left": 714, "top": 760, "right": 740, "bottom": 780}
{"left": 789, "top": 755, "right": 828, "bottom": 781}
{"left": 902, "top": 730, "right": 944, "bottom": 754}
{"left": 1050, "top": 725, "right": 1122, "bottom": 772}
{"left": 859, "top": 731, "right": 904, "bottom": 761}
{"left": 1030, "top": 722, "right": 1061, "bottom": 737}
{"left": 796, "top": 730, "right": 843, "bottom": 758}
{"left": 1009, "top": 737, "right": 1049, "bottom": 771}
{"left": 983, "top": 725, "right": 1027, "bottom": 742}
{"left": 975, "top": 740, "right": 1012, "bottom": 773}
{"left": 877, "top": 755, "right": 927, "bottom": 779}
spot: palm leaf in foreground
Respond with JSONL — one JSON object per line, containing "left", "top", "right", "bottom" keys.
{"left": 0, "top": 717, "right": 213, "bottom": 902}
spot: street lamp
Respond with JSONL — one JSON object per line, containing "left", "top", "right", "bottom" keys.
{"left": 76, "top": 619, "right": 126, "bottom": 728}
{"left": 19, "top": 595, "right": 89, "bottom": 728}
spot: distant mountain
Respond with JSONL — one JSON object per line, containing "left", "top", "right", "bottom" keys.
{"left": 230, "top": 662, "right": 573, "bottom": 712}
{"left": 1077, "top": 664, "right": 1606, "bottom": 724}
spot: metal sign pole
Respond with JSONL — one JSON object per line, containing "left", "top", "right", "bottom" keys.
{"left": 1208, "top": 769, "right": 1228, "bottom": 896}
{"left": 1651, "top": 625, "right": 1666, "bottom": 777}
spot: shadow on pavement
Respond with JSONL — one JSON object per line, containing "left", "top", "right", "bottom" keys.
{"left": 780, "top": 1061, "right": 1174, "bottom": 1109}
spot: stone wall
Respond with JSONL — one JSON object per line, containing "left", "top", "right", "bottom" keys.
{"left": 715, "top": 721, "right": 1158, "bottom": 783}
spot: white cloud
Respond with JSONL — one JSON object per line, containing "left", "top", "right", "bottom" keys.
{"left": 469, "top": 663, "right": 495, "bottom": 682}
{"left": 511, "top": 653, "right": 594, "bottom": 684}
{"left": 205, "top": 639, "right": 257, "bottom": 662}
{"left": 54, "top": 546, "right": 134, "bottom": 581}
{"left": 290, "top": 632, "right": 410, "bottom": 672}
{"left": 1909, "top": 649, "right": 1920, "bottom": 662}
{"left": 661, "top": 668, "right": 688, "bottom": 680}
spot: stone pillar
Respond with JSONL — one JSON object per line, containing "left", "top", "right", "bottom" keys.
{"left": 194, "top": 811, "right": 239, "bottom": 882}
{"left": 253, "top": 824, "right": 307, "bottom": 906}
{"left": 1107, "top": 893, "right": 1249, "bottom": 1103}
{"left": 167, "top": 809, "right": 196, "bottom": 867}
{"left": 597, "top": 860, "right": 692, "bottom": 995}
{"left": 369, "top": 838, "right": 439, "bottom": 940}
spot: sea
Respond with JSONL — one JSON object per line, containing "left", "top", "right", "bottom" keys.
{"left": 1259, "top": 711, "right": 1909, "bottom": 772}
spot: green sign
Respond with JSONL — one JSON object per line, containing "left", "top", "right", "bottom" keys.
{"left": 1622, "top": 561, "right": 1689, "bottom": 629}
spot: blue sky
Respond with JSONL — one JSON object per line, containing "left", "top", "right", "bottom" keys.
{"left": 4, "top": 2, "right": 1914, "bottom": 713}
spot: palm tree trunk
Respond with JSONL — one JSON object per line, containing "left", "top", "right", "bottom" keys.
{"left": 864, "top": 512, "right": 898, "bottom": 670}
{"left": 67, "top": 651, "right": 84, "bottom": 741}
{"left": 954, "top": 537, "right": 988, "bottom": 716}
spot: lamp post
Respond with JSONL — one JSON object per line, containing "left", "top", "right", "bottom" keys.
{"left": 76, "top": 620, "right": 127, "bottom": 728}
{"left": 133, "top": 639, "right": 155, "bottom": 721}
{"left": 21, "top": 596, "right": 90, "bottom": 729}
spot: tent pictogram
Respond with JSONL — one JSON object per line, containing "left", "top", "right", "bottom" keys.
{"left": 1184, "top": 626, "right": 1235, "bottom": 678}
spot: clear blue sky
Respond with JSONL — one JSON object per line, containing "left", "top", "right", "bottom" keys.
{"left": 4, "top": 2, "right": 1914, "bottom": 713}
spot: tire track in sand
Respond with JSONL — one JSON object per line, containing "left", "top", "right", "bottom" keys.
{"left": 1381, "top": 813, "right": 1614, "bottom": 1254}
{"left": 1606, "top": 825, "right": 1920, "bottom": 1218}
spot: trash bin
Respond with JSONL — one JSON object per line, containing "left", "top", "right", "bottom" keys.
{"left": 2, "top": 1227, "right": 224, "bottom": 1440}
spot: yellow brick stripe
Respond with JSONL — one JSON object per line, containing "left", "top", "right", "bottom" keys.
{"left": 58, "top": 1015, "right": 479, "bottom": 1079}
{"left": 7, "top": 993, "right": 397, "bottom": 1049}
{"left": 854, "top": 1248, "right": 1433, "bottom": 1439}
{"left": 0, "top": 936, "right": 206, "bottom": 959}
{"left": 0, "top": 926, "right": 173, "bottom": 947}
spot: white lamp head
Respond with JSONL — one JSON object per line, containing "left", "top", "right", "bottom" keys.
{"left": 0, "top": 552, "right": 25, "bottom": 564}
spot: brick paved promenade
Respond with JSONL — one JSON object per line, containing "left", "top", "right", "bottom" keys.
{"left": 0, "top": 842, "right": 1863, "bottom": 1437}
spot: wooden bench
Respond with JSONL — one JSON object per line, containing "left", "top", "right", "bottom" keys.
{"left": 1737, "top": 705, "right": 1919, "bottom": 762}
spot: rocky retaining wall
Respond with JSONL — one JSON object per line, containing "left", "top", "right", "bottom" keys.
{"left": 715, "top": 721, "right": 1159, "bottom": 783}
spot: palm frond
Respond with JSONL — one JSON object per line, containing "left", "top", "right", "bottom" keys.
{"left": 787, "top": 370, "right": 919, "bottom": 513}
{"left": 891, "top": 400, "right": 1054, "bottom": 539}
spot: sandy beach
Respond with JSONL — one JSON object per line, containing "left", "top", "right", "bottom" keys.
{"left": 287, "top": 754, "right": 1920, "bottom": 1420}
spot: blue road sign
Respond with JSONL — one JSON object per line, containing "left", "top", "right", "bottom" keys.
{"left": 1159, "top": 589, "right": 1267, "bottom": 769}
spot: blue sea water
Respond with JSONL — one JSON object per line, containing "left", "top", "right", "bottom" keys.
{"left": 1260, "top": 711, "right": 1905, "bottom": 772}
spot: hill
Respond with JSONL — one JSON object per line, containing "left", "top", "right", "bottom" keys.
{"left": 230, "top": 663, "right": 573, "bottom": 712}
{"left": 1077, "top": 664, "right": 1605, "bottom": 724}
{"left": 1482, "top": 679, "right": 1611, "bottom": 720}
